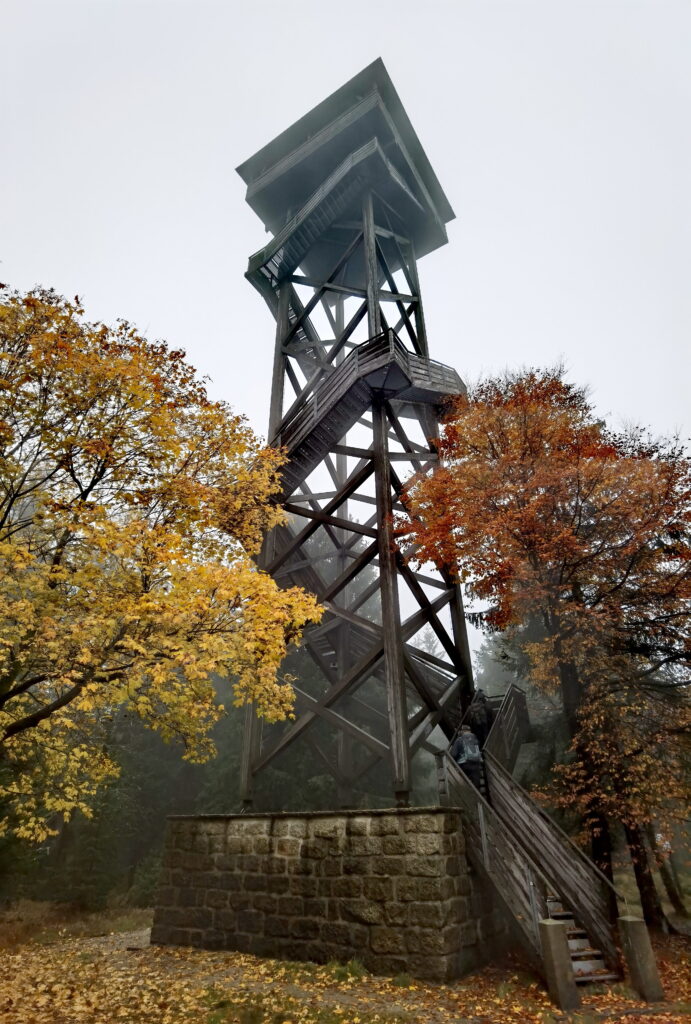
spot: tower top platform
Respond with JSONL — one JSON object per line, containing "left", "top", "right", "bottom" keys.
{"left": 236, "top": 59, "right": 455, "bottom": 260}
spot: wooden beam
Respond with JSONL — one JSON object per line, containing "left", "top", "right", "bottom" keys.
{"left": 268, "top": 460, "right": 375, "bottom": 573}
{"left": 362, "top": 192, "right": 381, "bottom": 338}
{"left": 283, "top": 503, "right": 378, "bottom": 539}
{"left": 294, "top": 687, "right": 389, "bottom": 757}
{"left": 373, "top": 399, "right": 409, "bottom": 799}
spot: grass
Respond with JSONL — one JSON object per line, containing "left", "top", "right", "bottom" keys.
{"left": 325, "top": 958, "right": 368, "bottom": 982}
{"left": 0, "top": 898, "right": 153, "bottom": 949}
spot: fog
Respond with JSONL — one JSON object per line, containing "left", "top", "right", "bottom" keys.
{"left": 3, "top": 2, "right": 689, "bottom": 434}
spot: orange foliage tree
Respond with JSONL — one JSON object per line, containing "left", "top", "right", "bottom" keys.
{"left": 0, "top": 288, "right": 321, "bottom": 841}
{"left": 404, "top": 367, "right": 690, "bottom": 925}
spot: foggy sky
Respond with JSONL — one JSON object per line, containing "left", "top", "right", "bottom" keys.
{"left": 3, "top": 0, "right": 690, "bottom": 446}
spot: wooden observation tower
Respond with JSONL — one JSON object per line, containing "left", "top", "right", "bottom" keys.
{"left": 236, "top": 59, "right": 474, "bottom": 807}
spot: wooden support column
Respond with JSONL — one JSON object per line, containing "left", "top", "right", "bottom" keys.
{"left": 620, "top": 917, "right": 664, "bottom": 1002}
{"left": 373, "top": 398, "right": 409, "bottom": 802}
{"left": 539, "top": 919, "right": 581, "bottom": 1011}
{"left": 406, "top": 241, "right": 428, "bottom": 356}
{"left": 362, "top": 192, "right": 381, "bottom": 339}
{"left": 240, "top": 702, "right": 262, "bottom": 807}
{"left": 268, "top": 282, "right": 291, "bottom": 439}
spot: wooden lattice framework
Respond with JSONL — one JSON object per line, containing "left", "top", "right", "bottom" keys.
{"left": 236, "top": 59, "right": 474, "bottom": 806}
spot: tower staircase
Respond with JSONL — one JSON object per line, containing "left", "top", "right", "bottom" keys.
{"left": 438, "top": 686, "right": 622, "bottom": 985}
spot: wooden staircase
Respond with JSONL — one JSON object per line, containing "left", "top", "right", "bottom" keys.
{"left": 438, "top": 686, "right": 622, "bottom": 986}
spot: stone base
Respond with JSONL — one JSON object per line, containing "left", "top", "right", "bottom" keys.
{"left": 151, "top": 807, "right": 508, "bottom": 982}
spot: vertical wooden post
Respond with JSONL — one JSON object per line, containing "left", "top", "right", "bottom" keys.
{"left": 539, "top": 919, "right": 581, "bottom": 1011}
{"left": 362, "top": 191, "right": 381, "bottom": 339}
{"left": 620, "top": 916, "right": 664, "bottom": 1002}
{"left": 373, "top": 398, "right": 409, "bottom": 802}
{"left": 447, "top": 579, "right": 475, "bottom": 710}
{"left": 268, "top": 282, "right": 291, "bottom": 440}
{"left": 240, "top": 703, "right": 262, "bottom": 807}
{"left": 406, "top": 241, "right": 428, "bottom": 356}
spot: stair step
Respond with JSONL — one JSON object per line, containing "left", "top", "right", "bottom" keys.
{"left": 572, "top": 958, "right": 607, "bottom": 975}
{"left": 574, "top": 971, "right": 619, "bottom": 986}
{"left": 550, "top": 911, "right": 575, "bottom": 921}
{"left": 571, "top": 948, "right": 604, "bottom": 960}
{"left": 568, "top": 937, "right": 591, "bottom": 951}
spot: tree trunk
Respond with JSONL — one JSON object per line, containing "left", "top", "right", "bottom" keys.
{"left": 645, "top": 824, "right": 689, "bottom": 918}
{"left": 624, "top": 822, "right": 670, "bottom": 931}
{"left": 556, "top": 657, "right": 581, "bottom": 738}
{"left": 590, "top": 813, "right": 619, "bottom": 919}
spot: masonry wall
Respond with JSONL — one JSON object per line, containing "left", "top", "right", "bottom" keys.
{"left": 151, "top": 807, "right": 507, "bottom": 982}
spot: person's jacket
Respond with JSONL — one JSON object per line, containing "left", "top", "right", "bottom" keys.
{"left": 450, "top": 730, "right": 482, "bottom": 766}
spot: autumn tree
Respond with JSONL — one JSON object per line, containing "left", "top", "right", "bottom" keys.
{"left": 404, "top": 367, "right": 690, "bottom": 925}
{"left": 0, "top": 288, "right": 320, "bottom": 841}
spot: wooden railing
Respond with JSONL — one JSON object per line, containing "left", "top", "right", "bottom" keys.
{"left": 483, "top": 752, "right": 621, "bottom": 969}
{"left": 437, "top": 752, "right": 548, "bottom": 965}
{"left": 483, "top": 683, "right": 531, "bottom": 772}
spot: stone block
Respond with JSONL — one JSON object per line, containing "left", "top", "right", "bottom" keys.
{"left": 276, "top": 837, "right": 301, "bottom": 857}
{"left": 253, "top": 894, "right": 278, "bottom": 915}
{"left": 342, "top": 856, "right": 367, "bottom": 875}
{"left": 278, "top": 896, "right": 304, "bottom": 917}
{"left": 303, "top": 838, "right": 329, "bottom": 859}
{"left": 342, "top": 899, "right": 383, "bottom": 925}
{"left": 331, "top": 876, "right": 362, "bottom": 898}
{"left": 415, "top": 834, "right": 443, "bottom": 856}
{"left": 326, "top": 899, "right": 343, "bottom": 921}
{"left": 371, "top": 856, "right": 404, "bottom": 876}
{"left": 237, "top": 910, "right": 263, "bottom": 934}
{"left": 405, "top": 926, "right": 458, "bottom": 956}
{"left": 215, "top": 908, "right": 238, "bottom": 930}
{"left": 155, "top": 887, "right": 176, "bottom": 907}
{"left": 402, "top": 814, "right": 443, "bottom": 834}
{"left": 405, "top": 855, "right": 444, "bottom": 878}
{"left": 265, "top": 915, "right": 289, "bottom": 937}
{"left": 371, "top": 927, "right": 406, "bottom": 954}
{"left": 384, "top": 903, "right": 408, "bottom": 926}
{"left": 311, "top": 819, "right": 346, "bottom": 839}
{"left": 290, "top": 876, "right": 318, "bottom": 897}
{"left": 266, "top": 876, "right": 290, "bottom": 894}
{"left": 407, "top": 953, "right": 453, "bottom": 981}
{"left": 363, "top": 877, "right": 393, "bottom": 902}
{"left": 406, "top": 901, "right": 444, "bottom": 928}
{"left": 346, "top": 817, "right": 370, "bottom": 836}
{"left": 253, "top": 837, "right": 271, "bottom": 854}
{"left": 460, "top": 921, "right": 477, "bottom": 947}
{"left": 304, "top": 898, "right": 327, "bottom": 918}
{"left": 317, "top": 878, "right": 334, "bottom": 897}
{"left": 396, "top": 876, "right": 446, "bottom": 902}
{"left": 290, "top": 918, "right": 320, "bottom": 940}
{"left": 236, "top": 819, "right": 270, "bottom": 835}
{"left": 381, "top": 835, "right": 407, "bottom": 855}
{"left": 366, "top": 954, "right": 408, "bottom": 975}
{"left": 347, "top": 836, "right": 379, "bottom": 856}
{"left": 201, "top": 929, "right": 226, "bottom": 950}
{"left": 216, "top": 872, "right": 241, "bottom": 891}
{"left": 322, "top": 857, "right": 342, "bottom": 877}
{"left": 205, "top": 890, "right": 228, "bottom": 910}
{"left": 240, "top": 854, "right": 261, "bottom": 873}
{"left": 320, "top": 921, "right": 351, "bottom": 945}
{"left": 266, "top": 856, "right": 287, "bottom": 874}
{"left": 369, "top": 816, "right": 400, "bottom": 836}
{"left": 229, "top": 893, "right": 252, "bottom": 911}
{"left": 269, "top": 819, "right": 293, "bottom": 837}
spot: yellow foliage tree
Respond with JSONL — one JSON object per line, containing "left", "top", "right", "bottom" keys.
{"left": 0, "top": 288, "right": 321, "bottom": 840}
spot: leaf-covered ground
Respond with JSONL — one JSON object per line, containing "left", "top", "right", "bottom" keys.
{"left": 1, "top": 920, "right": 689, "bottom": 1024}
